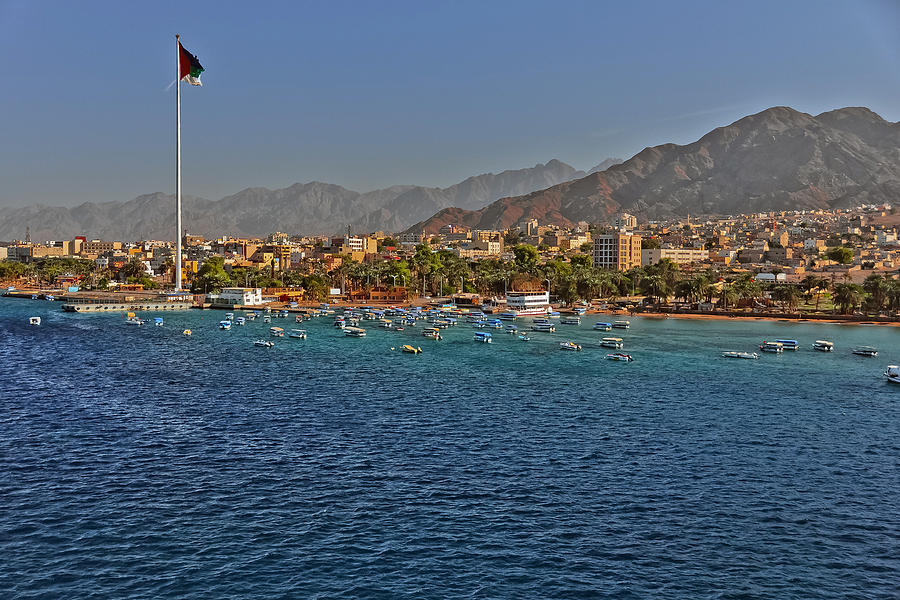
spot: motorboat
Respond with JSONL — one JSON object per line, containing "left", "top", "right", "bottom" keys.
{"left": 225, "top": 312, "right": 235, "bottom": 321}
{"left": 254, "top": 340, "right": 275, "bottom": 348}
{"left": 722, "top": 351, "right": 759, "bottom": 359}
{"left": 473, "top": 331, "right": 492, "bottom": 343}
{"left": 289, "top": 329, "right": 307, "bottom": 339}
{"left": 600, "top": 337, "right": 624, "bottom": 349}
{"left": 559, "top": 341, "right": 582, "bottom": 351}
{"left": 498, "top": 312, "right": 518, "bottom": 321}
{"left": 775, "top": 339, "right": 799, "bottom": 351}
{"left": 505, "top": 324, "right": 518, "bottom": 334}
{"left": 606, "top": 352, "right": 634, "bottom": 362}
{"left": 234, "top": 317, "right": 246, "bottom": 326}
{"left": 884, "top": 365, "right": 900, "bottom": 384}
{"left": 344, "top": 326, "right": 367, "bottom": 337}
{"left": 182, "top": 329, "right": 192, "bottom": 336}
{"left": 422, "top": 328, "right": 442, "bottom": 340}
{"left": 488, "top": 319, "right": 504, "bottom": 328}
{"left": 333, "top": 317, "right": 346, "bottom": 329}
{"left": 560, "top": 316, "right": 581, "bottom": 325}
{"left": 812, "top": 340, "right": 834, "bottom": 352}
{"left": 218, "top": 320, "right": 232, "bottom": 330}
{"left": 401, "top": 345, "right": 423, "bottom": 354}
{"left": 852, "top": 346, "right": 878, "bottom": 357}
{"left": 269, "top": 326, "right": 284, "bottom": 337}
{"left": 759, "top": 341, "right": 783, "bottom": 353}
{"left": 531, "top": 322, "right": 555, "bottom": 332}
{"left": 29, "top": 316, "right": 41, "bottom": 325}
{"left": 593, "top": 322, "right": 612, "bottom": 331}
{"left": 517, "top": 334, "right": 530, "bottom": 341}
{"left": 613, "top": 320, "right": 630, "bottom": 329}
{"left": 154, "top": 317, "right": 164, "bottom": 327}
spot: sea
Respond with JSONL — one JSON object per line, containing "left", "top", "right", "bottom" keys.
{"left": 1, "top": 297, "right": 898, "bottom": 599}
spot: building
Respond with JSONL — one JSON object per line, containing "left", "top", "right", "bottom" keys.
{"left": 612, "top": 213, "right": 637, "bottom": 230}
{"left": 641, "top": 247, "right": 708, "bottom": 266}
{"left": 506, "top": 290, "right": 550, "bottom": 315}
{"left": 212, "top": 287, "right": 264, "bottom": 306}
{"left": 593, "top": 232, "right": 642, "bottom": 271}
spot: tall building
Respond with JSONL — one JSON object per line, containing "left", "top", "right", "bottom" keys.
{"left": 593, "top": 231, "right": 642, "bottom": 271}
{"left": 612, "top": 213, "right": 637, "bottom": 230}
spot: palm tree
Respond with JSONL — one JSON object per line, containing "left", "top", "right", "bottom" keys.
{"left": 644, "top": 274, "right": 669, "bottom": 306}
{"left": 863, "top": 274, "right": 890, "bottom": 314}
{"left": 832, "top": 283, "right": 864, "bottom": 314}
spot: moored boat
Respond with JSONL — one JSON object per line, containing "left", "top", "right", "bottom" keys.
{"left": 531, "top": 322, "right": 555, "bottom": 332}
{"left": 759, "top": 341, "right": 783, "bottom": 353}
{"left": 234, "top": 316, "right": 245, "bottom": 326}
{"left": 559, "top": 341, "right": 582, "bottom": 351}
{"left": 517, "top": 334, "right": 530, "bottom": 341}
{"left": 289, "top": 329, "right": 307, "bottom": 339}
{"left": 218, "top": 320, "right": 232, "bottom": 330}
{"left": 344, "top": 326, "right": 367, "bottom": 337}
{"left": 269, "top": 326, "right": 284, "bottom": 337}
{"left": 606, "top": 352, "right": 633, "bottom": 362}
{"left": 401, "top": 344, "right": 423, "bottom": 354}
{"left": 561, "top": 316, "right": 581, "bottom": 325}
{"left": 852, "top": 346, "right": 878, "bottom": 357}
{"left": 29, "top": 316, "right": 41, "bottom": 325}
{"left": 883, "top": 365, "right": 900, "bottom": 384}
{"left": 812, "top": 340, "right": 833, "bottom": 352}
{"left": 613, "top": 320, "right": 630, "bottom": 329}
{"left": 505, "top": 324, "right": 518, "bottom": 334}
{"left": 600, "top": 337, "right": 624, "bottom": 349}
{"left": 254, "top": 339, "right": 275, "bottom": 347}
{"left": 593, "top": 322, "right": 612, "bottom": 331}
{"left": 775, "top": 339, "right": 799, "bottom": 351}
{"left": 473, "top": 331, "right": 492, "bottom": 343}
{"left": 422, "top": 328, "right": 442, "bottom": 340}
{"left": 722, "top": 351, "right": 759, "bottom": 359}
{"left": 154, "top": 317, "right": 164, "bottom": 326}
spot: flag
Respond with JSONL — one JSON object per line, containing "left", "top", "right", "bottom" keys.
{"left": 179, "top": 42, "right": 204, "bottom": 86}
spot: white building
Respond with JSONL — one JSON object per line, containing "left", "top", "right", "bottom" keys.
{"left": 214, "top": 287, "right": 264, "bottom": 306}
{"left": 642, "top": 247, "right": 708, "bottom": 266}
{"left": 505, "top": 290, "right": 550, "bottom": 315}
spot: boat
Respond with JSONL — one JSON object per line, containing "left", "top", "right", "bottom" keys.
{"left": 154, "top": 317, "right": 164, "bottom": 327}
{"left": 498, "top": 311, "right": 518, "bottom": 321}
{"left": 218, "top": 320, "right": 232, "bottom": 330}
{"left": 606, "top": 352, "right": 634, "bottom": 362}
{"left": 852, "top": 346, "right": 878, "bottom": 357}
{"left": 593, "top": 322, "right": 612, "bottom": 331}
{"left": 574, "top": 307, "right": 587, "bottom": 315}
{"left": 884, "top": 365, "right": 900, "bottom": 384}
{"left": 344, "top": 326, "right": 367, "bottom": 337}
{"left": 263, "top": 315, "right": 271, "bottom": 323}
{"left": 401, "top": 345, "right": 423, "bottom": 354}
{"left": 505, "top": 290, "right": 550, "bottom": 316}
{"left": 561, "top": 316, "right": 581, "bottom": 325}
{"left": 759, "top": 341, "right": 783, "bottom": 353}
{"left": 612, "top": 320, "right": 630, "bottom": 329}
{"left": 183, "top": 329, "right": 192, "bottom": 336}
{"left": 254, "top": 340, "right": 275, "bottom": 347}
{"left": 517, "top": 334, "right": 530, "bottom": 341}
{"left": 531, "top": 322, "right": 556, "bottom": 332}
{"left": 234, "top": 316, "right": 246, "bottom": 326}
{"left": 269, "top": 326, "right": 284, "bottom": 337}
{"left": 812, "top": 340, "right": 834, "bottom": 352}
{"left": 775, "top": 339, "right": 799, "bottom": 351}
{"left": 722, "top": 351, "right": 759, "bottom": 359}
{"left": 29, "top": 316, "right": 40, "bottom": 325}
{"left": 333, "top": 318, "right": 346, "bottom": 329}
{"left": 422, "top": 328, "right": 442, "bottom": 340}
{"left": 505, "top": 324, "right": 518, "bottom": 334}
{"left": 473, "top": 331, "right": 492, "bottom": 343}
{"left": 600, "top": 337, "right": 624, "bottom": 349}
{"left": 225, "top": 312, "right": 234, "bottom": 321}
{"left": 487, "top": 319, "right": 503, "bottom": 328}
{"left": 289, "top": 329, "right": 307, "bottom": 339}
{"left": 559, "top": 341, "right": 582, "bottom": 351}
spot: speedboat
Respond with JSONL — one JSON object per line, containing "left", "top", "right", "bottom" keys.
{"left": 218, "top": 320, "right": 232, "bottom": 330}
{"left": 225, "top": 312, "right": 234, "bottom": 321}
{"left": 759, "top": 341, "right": 783, "bottom": 353}
{"left": 561, "top": 316, "right": 581, "bottom": 325}
{"left": 812, "top": 340, "right": 833, "bottom": 352}
{"left": 154, "top": 317, "right": 164, "bottom": 327}
{"left": 344, "top": 326, "right": 367, "bottom": 337}
{"left": 473, "top": 331, "right": 492, "bottom": 343}
{"left": 505, "top": 324, "right": 518, "bottom": 334}
{"left": 422, "top": 328, "right": 442, "bottom": 340}
{"left": 269, "top": 326, "right": 284, "bottom": 337}
{"left": 488, "top": 319, "right": 504, "bottom": 329}
{"left": 884, "top": 365, "right": 900, "bottom": 384}
{"left": 182, "top": 329, "right": 192, "bottom": 336}
{"left": 559, "top": 341, "right": 582, "bottom": 351}
{"left": 775, "top": 339, "right": 799, "bottom": 351}
{"left": 600, "top": 337, "right": 624, "bottom": 349}
{"left": 289, "top": 329, "right": 307, "bottom": 339}
{"left": 517, "top": 334, "right": 530, "bottom": 341}
{"left": 234, "top": 317, "right": 246, "bottom": 326}
{"left": 606, "top": 352, "right": 633, "bottom": 362}
{"left": 593, "top": 322, "right": 612, "bottom": 331}
{"left": 29, "top": 316, "right": 41, "bottom": 325}
{"left": 613, "top": 320, "right": 630, "bottom": 329}
{"left": 722, "top": 351, "right": 759, "bottom": 359}
{"left": 852, "top": 346, "right": 878, "bottom": 357}
{"left": 254, "top": 339, "right": 275, "bottom": 347}
{"left": 401, "top": 345, "right": 423, "bottom": 354}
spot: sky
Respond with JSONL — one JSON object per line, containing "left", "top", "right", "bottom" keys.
{"left": 2, "top": 0, "right": 900, "bottom": 207}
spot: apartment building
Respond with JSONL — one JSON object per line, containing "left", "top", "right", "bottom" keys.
{"left": 593, "top": 232, "right": 642, "bottom": 271}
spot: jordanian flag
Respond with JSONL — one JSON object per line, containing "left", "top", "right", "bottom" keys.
{"left": 179, "top": 42, "right": 204, "bottom": 86}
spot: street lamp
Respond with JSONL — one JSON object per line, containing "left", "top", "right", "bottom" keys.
{"left": 390, "top": 274, "right": 398, "bottom": 287}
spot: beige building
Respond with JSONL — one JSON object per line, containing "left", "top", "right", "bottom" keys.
{"left": 642, "top": 247, "right": 708, "bottom": 266}
{"left": 593, "top": 232, "right": 642, "bottom": 271}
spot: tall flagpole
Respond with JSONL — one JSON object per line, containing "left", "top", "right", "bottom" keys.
{"left": 175, "top": 34, "right": 183, "bottom": 291}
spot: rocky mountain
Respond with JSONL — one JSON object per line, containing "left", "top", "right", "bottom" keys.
{"left": 409, "top": 106, "right": 900, "bottom": 233}
{"left": 0, "top": 160, "right": 601, "bottom": 241}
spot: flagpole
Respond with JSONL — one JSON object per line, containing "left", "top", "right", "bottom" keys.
{"left": 175, "top": 34, "right": 183, "bottom": 291}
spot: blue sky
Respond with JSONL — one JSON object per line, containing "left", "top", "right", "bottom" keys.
{"left": 2, "top": 0, "right": 900, "bottom": 207}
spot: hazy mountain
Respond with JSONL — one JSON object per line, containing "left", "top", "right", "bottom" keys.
{"left": 587, "top": 158, "right": 623, "bottom": 174}
{"left": 409, "top": 106, "right": 900, "bottom": 233}
{"left": 0, "top": 160, "right": 599, "bottom": 240}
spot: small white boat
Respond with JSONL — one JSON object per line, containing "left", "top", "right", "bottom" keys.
{"left": 722, "top": 351, "right": 759, "bottom": 359}
{"left": 612, "top": 320, "right": 630, "bottom": 329}
{"left": 531, "top": 322, "right": 555, "bottom": 332}
{"left": 234, "top": 317, "right": 246, "bottom": 326}
{"left": 560, "top": 316, "right": 581, "bottom": 325}
{"left": 225, "top": 312, "right": 235, "bottom": 321}
{"left": 853, "top": 346, "right": 878, "bottom": 357}
{"left": 884, "top": 365, "right": 900, "bottom": 384}
{"left": 559, "top": 341, "right": 582, "bottom": 351}
{"left": 344, "top": 326, "right": 367, "bottom": 337}
{"left": 606, "top": 352, "right": 633, "bottom": 362}
{"left": 593, "top": 322, "right": 612, "bottom": 331}
{"left": 154, "top": 317, "right": 164, "bottom": 327}
{"left": 505, "top": 324, "right": 518, "bottom": 334}
{"left": 269, "top": 326, "right": 284, "bottom": 337}
{"left": 422, "top": 328, "right": 442, "bottom": 340}
{"left": 254, "top": 339, "right": 275, "bottom": 348}
{"left": 517, "top": 334, "right": 530, "bottom": 341}
{"left": 600, "top": 337, "right": 624, "bottom": 349}
{"left": 218, "top": 320, "right": 232, "bottom": 330}
{"left": 759, "top": 341, "right": 783, "bottom": 353}
{"left": 29, "top": 316, "right": 41, "bottom": 325}
{"left": 289, "top": 329, "right": 307, "bottom": 339}
{"left": 812, "top": 340, "right": 833, "bottom": 352}
{"left": 473, "top": 331, "right": 492, "bottom": 343}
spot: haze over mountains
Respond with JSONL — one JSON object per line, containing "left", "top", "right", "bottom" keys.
{"left": 410, "top": 106, "right": 900, "bottom": 233}
{"left": 0, "top": 160, "right": 617, "bottom": 241}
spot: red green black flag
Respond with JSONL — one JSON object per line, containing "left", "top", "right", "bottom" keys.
{"left": 178, "top": 42, "right": 204, "bottom": 86}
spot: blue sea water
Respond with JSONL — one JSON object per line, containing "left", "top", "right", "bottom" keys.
{"left": 1, "top": 297, "right": 899, "bottom": 599}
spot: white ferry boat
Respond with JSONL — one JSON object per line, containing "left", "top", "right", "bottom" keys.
{"left": 884, "top": 365, "right": 900, "bottom": 384}
{"left": 600, "top": 337, "right": 624, "bottom": 349}
{"left": 505, "top": 290, "right": 550, "bottom": 316}
{"left": 612, "top": 320, "right": 630, "bottom": 329}
{"left": 344, "top": 326, "right": 367, "bottom": 337}
{"left": 812, "top": 340, "right": 833, "bottom": 352}
{"left": 722, "top": 351, "right": 759, "bottom": 359}
{"left": 289, "top": 329, "right": 307, "bottom": 339}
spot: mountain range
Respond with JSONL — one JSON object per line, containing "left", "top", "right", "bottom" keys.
{"left": 409, "top": 106, "right": 900, "bottom": 233}
{"left": 0, "top": 159, "right": 618, "bottom": 241}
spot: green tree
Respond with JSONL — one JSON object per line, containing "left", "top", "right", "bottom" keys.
{"left": 826, "top": 246, "right": 853, "bottom": 264}
{"left": 191, "top": 256, "right": 230, "bottom": 293}
{"left": 863, "top": 273, "right": 890, "bottom": 313}
{"left": 513, "top": 244, "right": 540, "bottom": 273}
{"left": 832, "top": 282, "right": 864, "bottom": 314}
{"left": 641, "top": 237, "right": 661, "bottom": 250}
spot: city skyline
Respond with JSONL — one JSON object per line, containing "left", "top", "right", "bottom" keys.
{"left": 2, "top": 0, "right": 900, "bottom": 208}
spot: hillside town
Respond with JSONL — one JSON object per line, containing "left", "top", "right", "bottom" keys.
{"left": 3, "top": 204, "right": 900, "bottom": 317}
